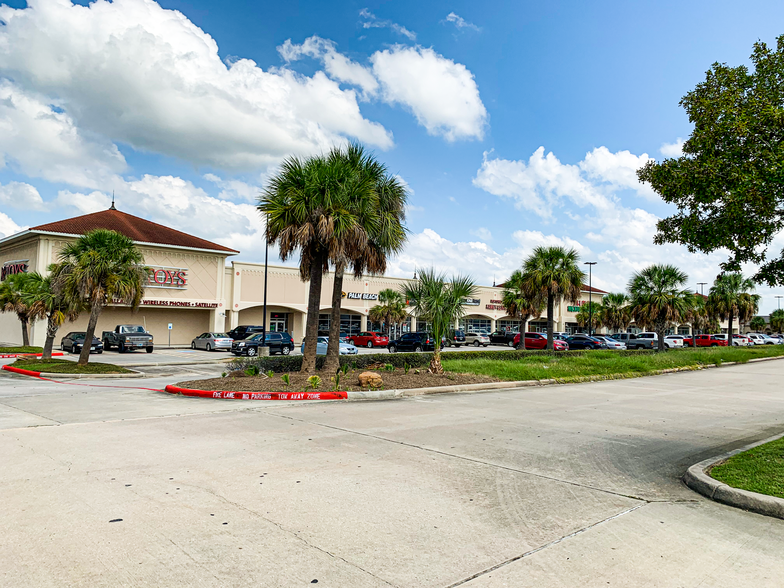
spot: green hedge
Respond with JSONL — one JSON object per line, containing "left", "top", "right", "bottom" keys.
{"left": 230, "top": 348, "right": 655, "bottom": 373}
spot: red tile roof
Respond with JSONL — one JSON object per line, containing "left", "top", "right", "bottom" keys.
{"left": 31, "top": 208, "right": 238, "bottom": 254}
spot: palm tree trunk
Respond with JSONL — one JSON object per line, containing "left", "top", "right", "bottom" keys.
{"left": 43, "top": 315, "right": 58, "bottom": 360}
{"left": 19, "top": 315, "right": 30, "bottom": 347}
{"left": 322, "top": 263, "right": 344, "bottom": 375}
{"left": 301, "top": 254, "right": 325, "bottom": 375}
{"left": 78, "top": 300, "right": 103, "bottom": 366}
{"left": 657, "top": 319, "right": 666, "bottom": 352}
{"left": 727, "top": 310, "right": 734, "bottom": 346}
{"left": 546, "top": 295, "right": 554, "bottom": 350}
{"left": 428, "top": 345, "right": 444, "bottom": 374}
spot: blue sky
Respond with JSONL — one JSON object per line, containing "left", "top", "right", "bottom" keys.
{"left": 1, "top": 0, "right": 783, "bottom": 313}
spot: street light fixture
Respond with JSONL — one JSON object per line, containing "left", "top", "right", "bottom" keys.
{"left": 260, "top": 237, "right": 270, "bottom": 357}
{"left": 584, "top": 262, "right": 597, "bottom": 337}
{"left": 776, "top": 295, "right": 783, "bottom": 310}
{"left": 697, "top": 282, "right": 707, "bottom": 296}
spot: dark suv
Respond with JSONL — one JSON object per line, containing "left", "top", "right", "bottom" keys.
{"left": 227, "top": 325, "right": 264, "bottom": 340}
{"left": 444, "top": 329, "right": 466, "bottom": 347}
{"left": 387, "top": 332, "right": 440, "bottom": 353}
{"left": 231, "top": 332, "right": 294, "bottom": 356}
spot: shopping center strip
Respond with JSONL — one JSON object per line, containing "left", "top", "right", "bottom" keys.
{"left": 1, "top": 206, "right": 621, "bottom": 347}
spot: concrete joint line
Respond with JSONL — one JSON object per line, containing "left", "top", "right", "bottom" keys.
{"left": 683, "top": 431, "right": 784, "bottom": 520}
{"left": 443, "top": 503, "right": 647, "bottom": 587}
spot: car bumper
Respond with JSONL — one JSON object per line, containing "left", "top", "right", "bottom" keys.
{"left": 340, "top": 349, "right": 359, "bottom": 355}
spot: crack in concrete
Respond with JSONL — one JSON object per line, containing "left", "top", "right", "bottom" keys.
{"left": 443, "top": 503, "right": 647, "bottom": 587}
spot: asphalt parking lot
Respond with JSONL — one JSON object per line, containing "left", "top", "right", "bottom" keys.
{"left": 1, "top": 358, "right": 783, "bottom": 586}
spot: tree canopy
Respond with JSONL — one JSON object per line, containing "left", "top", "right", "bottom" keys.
{"left": 637, "top": 35, "right": 784, "bottom": 286}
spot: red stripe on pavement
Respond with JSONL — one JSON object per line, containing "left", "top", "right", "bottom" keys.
{"left": 0, "top": 352, "right": 64, "bottom": 358}
{"left": 1, "top": 365, "right": 42, "bottom": 376}
{"left": 164, "top": 385, "right": 347, "bottom": 401}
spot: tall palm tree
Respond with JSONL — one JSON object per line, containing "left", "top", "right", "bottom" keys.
{"left": 0, "top": 272, "right": 38, "bottom": 346}
{"left": 51, "top": 230, "right": 147, "bottom": 366}
{"left": 599, "top": 293, "right": 630, "bottom": 333}
{"left": 737, "top": 292, "right": 761, "bottom": 333}
{"left": 770, "top": 309, "right": 784, "bottom": 333}
{"left": 627, "top": 264, "right": 692, "bottom": 351}
{"left": 322, "top": 144, "right": 408, "bottom": 374}
{"left": 22, "top": 270, "right": 81, "bottom": 359}
{"left": 707, "top": 273, "right": 757, "bottom": 341}
{"left": 521, "top": 246, "right": 585, "bottom": 350}
{"left": 402, "top": 269, "right": 477, "bottom": 374}
{"left": 501, "top": 269, "right": 544, "bottom": 341}
{"left": 369, "top": 288, "right": 408, "bottom": 337}
{"left": 575, "top": 301, "right": 602, "bottom": 332}
{"left": 749, "top": 316, "right": 767, "bottom": 332}
{"left": 687, "top": 294, "right": 711, "bottom": 335}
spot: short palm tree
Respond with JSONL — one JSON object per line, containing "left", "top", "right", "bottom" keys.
{"left": 749, "top": 316, "right": 767, "bottom": 333}
{"left": 369, "top": 288, "right": 408, "bottom": 337}
{"left": 687, "top": 294, "right": 712, "bottom": 335}
{"left": 707, "top": 273, "right": 757, "bottom": 340}
{"left": 402, "top": 269, "right": 477, "bottom": 374}
{"left": 770, "top": 309, "right": 784, "bottom": 333}
{"left": 0, "top": 272, "right": 38, "bottom": 346}
{"left": 599, "top": 293, "right": 630, "bottom": 333}
{"left": 575, "top": 301, "right": 602, "bottom": 333}
{"left": 501, "top": 269, "right": 544, "bottom": 340}
{"left": 521, "top": 246, "right": 585, "bottom": 350}
{"left": 51, "top": 230, "right": 147, "bottom": 366}
{"left": 627, "top": 264, "right": 692, "bottom": 351}
{"left": 22, "top": 270, "right": 82, "bottom": 359}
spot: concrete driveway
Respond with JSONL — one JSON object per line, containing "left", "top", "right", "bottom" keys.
{"left": 0, "top": 360, "right": 783, "bottom": 587}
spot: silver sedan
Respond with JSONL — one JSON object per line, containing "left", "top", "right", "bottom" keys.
{"left": 191, "top": 332, "right": 233, "bottom": 351}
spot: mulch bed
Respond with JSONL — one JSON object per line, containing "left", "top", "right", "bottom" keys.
{"left": 176, "top": 367, "right": 498, "bottom": 392}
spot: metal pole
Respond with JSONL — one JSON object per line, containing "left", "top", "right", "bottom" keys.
{"left": 584, "top": 262, "right": 597, "bottom": 336}
{"left": 698, "top": 282, "right": 707, "bottom": 296}
{"left": 261, "top": 239, "right": 269, "bottom": 357}
{"left": 776, "top": 296, "right": 783, "bottom": 310}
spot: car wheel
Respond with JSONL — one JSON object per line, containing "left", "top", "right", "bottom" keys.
{"left": 146, "top": 347, "right": 153, "bottom": 354}
{"left": 367, "top": 341, "right": 373, "bottom": 348}
{"left": 455, "top": 344, "right": 461, "bottom": 348}
{"left": 348, "top": 339, "right": 355, "bottom": 346}
{"left": 508, "top": 340, "right": 515, "bottom": 347}
{"left": 97, "top": 350, "right": 103, "bottom": 354}
{"left": 711, "top": 343, "right": 718, "bottom": 347}
{"left": 388, "top": 345, "right": 396, "bottom": 353}
{"left": 119, "top": 342, "right": 125, "bottom": 353}
{"left": 636, "top": 345, "right": 644, "bottom": 350}
{"left": 473, "top": 340, "right": 480, "bottom": 347}
{"left": 206, "top": 343, "right": 211, "bottom": 351}
{"left": 191, "top": 342, "right": 196, "bottom": 349}
{"left": 282, "top": 346, "right": 291, "bottom": 355}
{"left": 248, "top": 347, "right": 257, "bottom": 356}
{"left": 414, "top": 345, "right": 423, "bottom": 352}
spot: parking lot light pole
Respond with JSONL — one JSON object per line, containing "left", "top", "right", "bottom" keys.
{"left": 260, "top": 239, "right": 270, "bottom": 357}
{"left": 776, "top": 295, "right": 783, "bottom": 310}
{"left": 584, "top": 262, "right": 597, "bottom": 337}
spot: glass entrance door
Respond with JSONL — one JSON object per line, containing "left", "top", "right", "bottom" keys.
{"left": 269, "top": 313, "right": 288, "bottom": 332}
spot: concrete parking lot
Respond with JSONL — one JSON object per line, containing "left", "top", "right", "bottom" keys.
{"left": 0, "top": 359, "right": 783, "bottom": 587}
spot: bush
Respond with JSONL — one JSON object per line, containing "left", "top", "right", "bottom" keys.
{"left": 229, "top": 348, "right": 655, "bottom": 374}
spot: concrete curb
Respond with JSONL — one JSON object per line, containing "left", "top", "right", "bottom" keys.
{"left": 116, "top": 359, "right": 233, "bottom": 368}
{"left": 1, "top": 364, "right": 145, "bottom": 379}
{"left": 683, "top": 432, "right": 784, "bottom": 520}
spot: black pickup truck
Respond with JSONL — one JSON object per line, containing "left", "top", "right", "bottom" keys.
{"left": 102, "top": 325, "right": 154, "bottom": 353}
{"left": 489, "top": 330, "right": 519, "bottom": 347}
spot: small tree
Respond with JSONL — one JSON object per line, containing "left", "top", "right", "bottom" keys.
{"left": 627, "top": 265, "right": 692, "bottom": 351}
{"left": 599, "top": 293, "right": 630, "bottom": 333}
{"left": 402, "top": 269, "right": 477, "bottom": 374}
{"left": 369, "top": 288, "right": 407, "bottom": 337}
{"left": 770, "top": 309, "right": 784, "bottom": 333}
{"left": 749, "top": 316, "right": 767, "bottom": 333}
{"left": 707, "top": 273, "right": 757, "bottom": 340}
{"left": 22, "top": 271, "right": 81, "bottom": 360}
{"left": 501, "top": 269, "right": 544, "bottom": 341}
{"left": 0, "top": 272, "right": 38, "bottom": 346}
{"left": 52, "top": 230, "right": 147, "bottom": 366}
{"left": 575, "top": 301, "right": 602, "bottom": 333}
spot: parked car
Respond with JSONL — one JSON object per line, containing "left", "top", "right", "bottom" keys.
{"left": 348, "top": 331, "right": 389, "bottom": 349}
{"left": 612, "top": 332, "right": 656, "bottom": 350}
{"left": 694, "top": 334, "right": 728, "bottom": 347}
{"left": 663, "top": 335, "right": 685, "bottom": 349}
{"left": 231, "top": 332, "right": 295, "bottom": 356}
{"left": 731, "top": 334, "right": 752, "bottom": 346}
{"left": 746, "top": 333, "right": 771, "bottom": 345}
{"left": 762, "top": 334, "right": 783, "bottom": 345}
{"left": 61, "top": 332, "right": 103, "bottom": 354}
{"left": 489, "top": 330, "right": 519, "bottom": 347}
{"left": 388, "top": 332, "right": 440, "bottom": 353}
{"left": 102, "top": 324, "right": 153, "bottom": 353}
{"left": 443, "top": 329, "right": 466, "bottom": 348}
{"left": 565, "top": 335, "right": 607, "bottom": 350}
{"left": 682, "top": 336, "right": 694, "bottom": 347}
{"left": 300, "top": 336, "right": 358, "bottom": 355}
{"left": 464, "top": 331, "right": 490, "bottom": 347}
{"left": 594, "top": 335, "right": 626, "bottom": 350}
{"left": 513, "top": 332, "right": 569, "bottom": 351}
{"left": 226, "top": 325, "right": 264, "bottom": 340}
{"left": 191, "top": 332, "right": 233, "bottom": 351}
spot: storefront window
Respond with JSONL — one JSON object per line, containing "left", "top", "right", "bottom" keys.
{"left": 498, "top": 320, "right": 521, "bottom": 332}
{"left": 460, "top": 318, "right": 492, "bottom": 332}
{"left": 528, "top": 321, "right": 548, "bottom": 333}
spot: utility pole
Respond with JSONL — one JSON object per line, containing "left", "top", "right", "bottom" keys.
{"left": 584, "top": 262, "right": 597, "bottom": 336}
{"left": 697, "top": 282, "right": 707, "bottom": 296}
{"left": 776, "top": 295, "right": 783, "bottom": 310}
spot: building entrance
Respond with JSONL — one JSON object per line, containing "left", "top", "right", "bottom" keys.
{"left": 269, "top": 313, "right": 288, "bottom": 333}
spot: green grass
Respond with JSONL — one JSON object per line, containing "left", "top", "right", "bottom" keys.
{"left": 0, "top": 346, "right": 44, "bottom": 354}
{"left": 13, "top": 358, "right": 132, "bottom": 374}
{"left": 710, "top": 436, "right": 784, "bottom": 499}
{"left": 442, "top": 346, "right": 784, "bottom": 383}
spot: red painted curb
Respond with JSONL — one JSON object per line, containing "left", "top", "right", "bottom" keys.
{"left": 164, "top": 384, "right": 347, "bottom": 401}
{"left": 1, "top": 365, "right": 42, "bottom": 377}
{"left": 0, "top": 352, "right": 64, "bottom": 359}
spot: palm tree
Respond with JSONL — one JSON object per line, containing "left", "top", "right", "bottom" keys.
{"left": 749, "top": 316, "right": 767, "bottom": 333}
{"left": 521, "top": 246, "right": 585, "bottom": 350}
{"left": 51, "top": 230, "right": 147, "bottom": 366}
{"left": 575, "top": 301, "right": 602, "bottom": 332}
{"left": 627, "top": 264, "right": 692, "bottom": 351}
{"left": 599, "top": 293, "right": 630, "bottom": 333}
{"left": 501, "top": 269, "right": 544, "bottom": 343}
{"left": 687, "top": 294, "right": 712, "bottom": 335}
{"left": 0, "top": 272, "right": 38, "bottom": 346}
{"left": 22, "top": 270, "right": 81, "bottom": 359}
{"left": 737, "top": 292, "right": 761, "bottom": 333}
{"left": 402, "top": 269, "right": 477, "bottom": 374}
{"left": 369, "top": 288, "right": 408, "bottom": 337}
{"left": 707, "top": 273, "right": 757, "bottom": 341}
{"left": 770, "top": 309, "right": 784, "bottom": 333}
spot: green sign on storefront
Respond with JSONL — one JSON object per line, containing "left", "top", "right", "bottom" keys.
{"left": 567, "top": 306, "right": 580, "bottom": 312}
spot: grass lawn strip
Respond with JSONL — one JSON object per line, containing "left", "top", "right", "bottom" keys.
{"left": 0, "top": 346, "right": 44, "bottom": 354}
{"left": 441, "top": 346, "right": 784, "bottom": 382}
{"left": 710, "top": 436, "right": 784, "bottom": 500}
{"left": 13, "top": 358, "right": 132, "bottom": 375}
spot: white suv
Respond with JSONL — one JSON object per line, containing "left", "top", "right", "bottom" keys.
{"left": 664, "top": 335, "right": 684, "bottom": 348}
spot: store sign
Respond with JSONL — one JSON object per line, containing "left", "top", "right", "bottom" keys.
{"left": 486, "top": 299, "right": 505, "bottom": 311}
{"left": 567, "top": 301, "right": 585, "bottom": 312}
{"left": 147, "top": 266, "right": 188, "bottom": 289}
{"left": 1, "top": 259, "right": 29, "bottom": 281}
{"left": 462, "top": 298, "right": 481, "bottom": 306}
{"left": 140, "top": 299, "right": 218, "bottom": 308}
{"left": 345, "top": 292, "right": 378, "bottom": 300}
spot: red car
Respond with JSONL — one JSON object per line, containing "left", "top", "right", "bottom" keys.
{"left": 513, "top": 332, "right": 569, "bottom": 351}
{"left": 694, "top": 334, "right": 728, "bottom": 347}
{"left": 348, "top": 331, "right": 389, "bottom": 348}
{"left": 682, "top": 336, "right": 694, "bottom": 347}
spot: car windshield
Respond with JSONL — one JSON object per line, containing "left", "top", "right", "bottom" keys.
{"left": 120, "top": 326, "right": 146, "bottom": 333}
{"left": 317, "top": 337, "right": 329, "bottom": 344}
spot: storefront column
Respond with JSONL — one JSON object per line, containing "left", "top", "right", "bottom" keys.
{"left": 491, "top": 319, "right": 497, "bottom": 332}
{"left": 209, "top": 309, "right": 224, "bottom": 333}
{"left": 410, "top": 316, "right": 417, "bottom": 332}
{"left": 360, "top": 314, "right": 368, "bottom": 332}
{"left": 229, "top": 310, "right": 239, "bottom": 330}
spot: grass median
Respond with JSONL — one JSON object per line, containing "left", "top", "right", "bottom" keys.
{"left": 0, "top": 346, "right": 44, "bottom": 354}
{"left": 441, "top": 345, "right": 784, "bottom": 382}
{"left": 12, "top": 358, "right": 133, "bottom": 374}
{"left": 710, "top": 436, "right": 784, "bottom": 499}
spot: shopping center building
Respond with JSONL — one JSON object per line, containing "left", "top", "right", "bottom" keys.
{"left": 1, "top": 206, "right": 654, "bottom": 347}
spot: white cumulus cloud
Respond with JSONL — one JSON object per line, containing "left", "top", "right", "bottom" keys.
{"left": 0, "top": 180, "right": 46, "bottom": 211}
{"left": 0, "top": 211, "right": 23, "bottom": 239}
{"left": 661, "top": 138, "right": 685, "bottom": 158}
